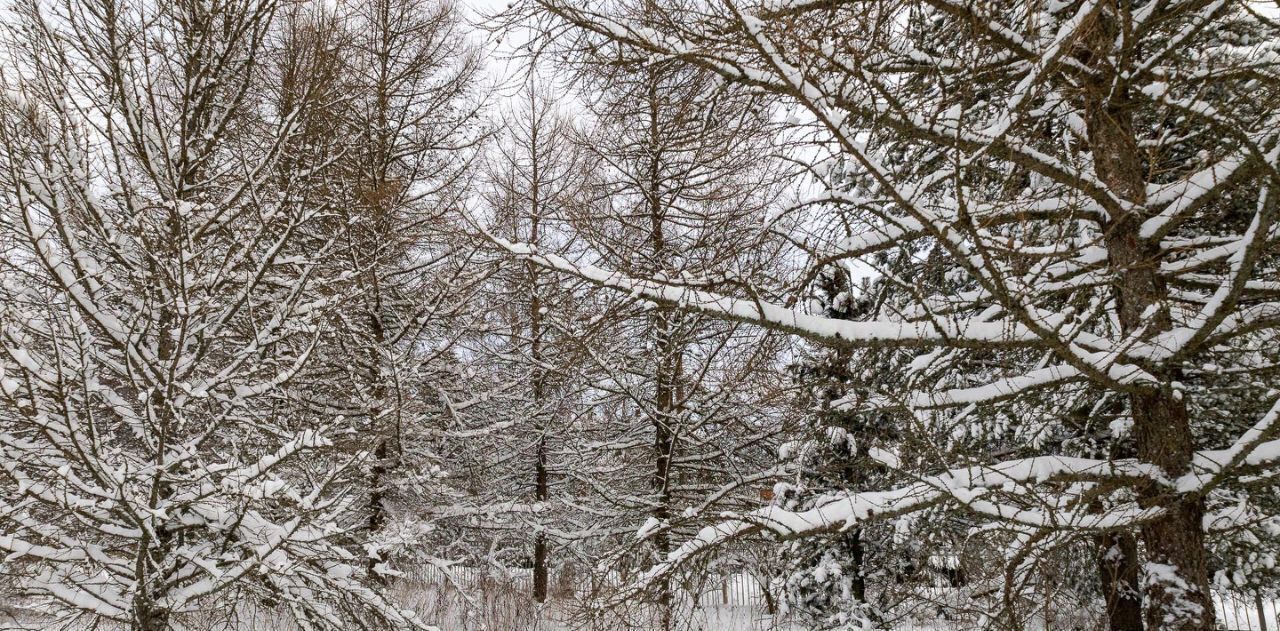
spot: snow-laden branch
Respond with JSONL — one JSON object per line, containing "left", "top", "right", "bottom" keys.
{"left": 626, "top": 451, "right": 1167, "bottom": 597}
{"left": 632, "top": 401, "right": 1280, "bottom": 597}
{"left": 482, "top": 235, "right": 1065, "bottom": 350}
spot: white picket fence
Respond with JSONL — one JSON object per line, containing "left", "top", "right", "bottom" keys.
{"left": 401, "top": 565, "right": 1280, "bottom": 631}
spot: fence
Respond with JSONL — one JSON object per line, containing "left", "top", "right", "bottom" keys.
{"left": 403, "top": 565, "right": 773, "bottom": 607}
{"left": 1218, "top": 591, "right": 1280, "bottom": 631}
{"left": 401, "top": 565, "right": 1280, "bottom": 631}
{"left": 404, "top": 565, "right": 522, "bottom": 589}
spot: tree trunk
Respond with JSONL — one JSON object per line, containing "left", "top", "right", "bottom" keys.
{"left": 1092, "top": 410, "right": 1145, "bottom": 631}
{"left": 652, "top": 372, "right": 676, "bottom": 631}
{"left": 644, "top": 68, "right": 677, "bottom": 631}
{"left": 132, "top": 604, "right": 169, "bottom": 631}
{"left": 528, "top": 175, "right": 550, "bottom": 603}
{"left": 367, "top": 436, "right": 389, "bottom": 584}
{"left": 365, "top": 310, "right": 392, "bottom": 585}
{"left": 1081, "top": 7, "right": 1214, "bottom": 629}
{"left": 533, "top": 429, "right": 549, "bottom": 602}
{"left": 649, "top": 303, "right": 683, "bottom": 630}
{"left": 849, "top": 527, "right": 867, "bottom": 601}
{"left": 1090, "top": 98, "right": 1214, "bottom": 631}
{"left": 1097, "top": 531, "right": 1146, "bottom": 631}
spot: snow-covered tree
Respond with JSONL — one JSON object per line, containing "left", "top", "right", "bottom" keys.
{"left": 777, "top": 265, "right": 912, "bottom": 630}
{"left": 0, "top": 0, "right": 425, "bottom": 627}
{"left": 456, "top": 85, "right": 598, "bottom": 600}
{"left": 517, "top": 61, "right": 795, "bottom": 629}
{"left": 270, "top": 0, "right": 486, "bottom": 579}
{"left": 462, "top": 51, "right": 796, "bottom": 626}
{"left": 498, "top": 0, "right": 1280, "bottom": 629}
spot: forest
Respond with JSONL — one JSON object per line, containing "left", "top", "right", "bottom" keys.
{"left": 0, "top": 0, "right": 1278, "bottom": 629}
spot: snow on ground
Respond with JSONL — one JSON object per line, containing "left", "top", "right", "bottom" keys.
{"left": 4, "top": 577, "right": 1278, "bottom": 630}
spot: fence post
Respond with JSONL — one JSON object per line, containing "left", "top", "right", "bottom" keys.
{"left": 1258, "top": 592, "right": 1269, "bottom": 631}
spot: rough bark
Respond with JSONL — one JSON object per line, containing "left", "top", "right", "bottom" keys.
{"left": 132, "top": 606, "right": 170, "bottom": 631}
{"left": 1081, "top": 6, "right": 1213, "bottom": 630}
{"left": 849, "top": 528, "right": 867, "bottom": 603}
{"left": 365, "top": 307, "right": 393, "bottom": 585}
{"left": 366, "top": 436, "right": 390, "bottom": 583}
{"left": 1098, "top": 531, "right": 1146, "bottom": 631}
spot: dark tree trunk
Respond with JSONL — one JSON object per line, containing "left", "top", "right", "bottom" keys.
{"left": 524, "top": 111, "right": 555, "bottom": 599}
{"left": 849, "top": 527, "right": 867, "bottom": 602}
{"left": 1080, "top": 7, "right": 1214, "bottom": 629}
{"left": 644, "top": 68, "right": 678, "bottom": 631}
{"left": 1097, "top": 531, "right": 1146, "bottom": 631}
{"left": 652, "top": 370, "right": 676, "bottom": 631}
{"left": 367, "top": 436, "right": 389, "bottom": 584}
{"left": 528, "top": 178, "right": 550, "bottom": 603}
{"left": 533, "top": 430, "right": 549, "bottom": 602}
{"left": 1092, "top": 408, "right": 1145, "bottom": 631}
{"left": 132, "top": 605, "right": 170, "bottom": 631}
{"left": 365, "top": 309, "right": 392, "bottom": 585}
{"left": 649, "top": 303, "right": 679, "bottom": 631}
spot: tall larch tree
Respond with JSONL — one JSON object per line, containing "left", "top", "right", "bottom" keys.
{"left": 543, "top": 59, "right": 795, "bottom": 628}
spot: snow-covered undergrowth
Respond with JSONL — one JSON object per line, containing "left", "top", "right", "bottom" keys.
{"left": 1, "top": 581, "right": 791, "bottom": 631}
{"left": 6, "top": 577, "right": 1279, "bottom": 631}
{"left": 0, "top": 578, "right": 662, "bottom": 630}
